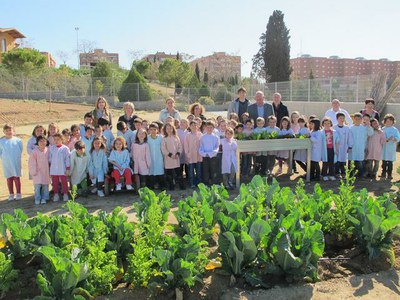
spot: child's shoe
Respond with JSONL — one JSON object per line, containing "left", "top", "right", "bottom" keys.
{"left": 126, "top": 184, "right": 133, "bottom": 190}
{"left": 53, "top": 194, "right": 60, "bottom": 202}
{"left": 35, "top": 199, "right": 40, "bottom": 205}
{"left": 40, "top": 199, "right": 47, "bottom": 204}
{"left": 63, "top": 194, "right": 69, "bottom": 202}
{"left": 329, "top": 176, "right": 336, "bottom": 181}
{"left": 323, "top": 176, "right": 329, "bottom": 181}
{"left": 8, "top": 194, "right": 14, "bottom": 201}
{"left": 16, "top": 194, "right": 22, "bottom": 200}
{"left": 91, "top": 187, "right": 98, "bottom": 194}
{"left": 115, "top": 184, "right": 122, "bottom": 191}
{"left": 97, "top": 190, "right": 105, "bottom": 197}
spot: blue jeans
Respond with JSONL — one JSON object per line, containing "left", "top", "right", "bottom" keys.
{"left": 188, "top": 162, "right": 202, "bottom": 187}
{"left": 34, "top": 184, "right": 49, "bottom": 202}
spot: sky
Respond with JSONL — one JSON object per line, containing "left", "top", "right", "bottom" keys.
{"left": 3, "top": 0, "right": 400, "bottom": 77}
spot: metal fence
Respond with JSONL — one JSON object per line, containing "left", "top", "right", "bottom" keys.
{"left": 0, "top": 72, "right": 398, "bottom": 105}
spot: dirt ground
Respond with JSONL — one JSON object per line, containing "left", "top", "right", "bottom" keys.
{"left": 1, "top": 99, "right": 400, "bottom": 299}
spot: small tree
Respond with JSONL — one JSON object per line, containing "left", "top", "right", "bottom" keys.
{"left": 95, "top": 80, "right": 104, "bottom": 96}
{"left": 118, "top": 67, "right": 152, "bottom": 101}
{"left": 203, "top": 68, "right": 209, "bottom": 84}
{"left": 2, "top": 48, "right": 46, "bottom": 98}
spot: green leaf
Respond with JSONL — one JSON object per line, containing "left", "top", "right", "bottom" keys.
{"left": 249, "top": 219, "right": 271, "bottom": 246}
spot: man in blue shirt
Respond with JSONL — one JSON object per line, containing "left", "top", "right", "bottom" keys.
{"left": 248, "top": 91, "right": 274, "bottom": 127}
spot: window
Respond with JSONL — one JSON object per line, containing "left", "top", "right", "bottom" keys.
{"left": 1, "top": 39, "right": 6, "bottom": 52}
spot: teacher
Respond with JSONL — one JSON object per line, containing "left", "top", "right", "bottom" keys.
{"left": 247, "top": 91, "right": 274, "bottom": 126}
{"left": 118, "top": 102, "right": 139, "bottom": 130}
{"left": 159, "top": 97, "right": 182, "bottom": 123}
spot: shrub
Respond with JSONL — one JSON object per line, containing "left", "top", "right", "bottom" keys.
{"left": 198, "top": 96, "right": 215, "bottom": 106}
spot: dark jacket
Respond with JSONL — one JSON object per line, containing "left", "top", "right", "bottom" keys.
{"left": 118, "top": 114, "right": 139, "bottom": 131}
{"left": 247, "top": 102, "right": 274, "bottom": 126}
{"left": 272, "top": 102, "right": 289, "bottom": 127}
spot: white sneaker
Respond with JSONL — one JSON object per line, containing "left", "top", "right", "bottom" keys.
{"left": 8, "top": 194, "right": 14, "bottom": 201}
{"left": 41, "top": 199, "right": 47, "bottom": 204}
{"left": 35, "top": 199, "right": 40, "bottom": 205}
{"left": 126, "top": 184, "right": 133, "bottom": 190}
{"left": 63, "top": 194, "right": 69, "bottom": 201}
{"left": 97, "top": 190, "right": 105, "bottom": 197}
{"left": 16, "top": 194, "right": 22, "bottom": 200}
{"left": 53, "top": 194, "right": 60, "bottom": 202}
{"left": 329, "top": 176, "right": 336, "bottom": 181}
{"left": 91, "top": 187, "right": 98, "bottom": 194}
{"left": 115, "top": 184, "right": 122, "bottom": 191}
{"left": 323, "top": 176, "right": 329, "bottom": 181}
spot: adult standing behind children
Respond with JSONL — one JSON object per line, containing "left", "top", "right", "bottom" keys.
{"left": 227, "top": 87, "right": 250, "bottom": 123}
{"left": 360, "top": 98, "right": 380, "bottom": 121}
{"left": 324, "top": 99, "right": 353, "bottom": 126}
{"left": 247, "top": 91, "right": 274, "bottom": 126}
{"left": 272, "top": 93, "right": 289, "bottom": 127}
{"left": 118, "top": 102, "right": 139, "bottom": 130}
{"left": 159, "top": 97, "right": 182, "bottom": 123}
{"left": 92, "top": 96, "right": 113, "bottom": 128}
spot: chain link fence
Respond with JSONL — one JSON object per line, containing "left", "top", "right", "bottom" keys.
{"left": 0, "top": 71, "right": 398, "bottom": 105}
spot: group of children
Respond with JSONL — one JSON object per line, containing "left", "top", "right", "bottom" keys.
{"left": 0, "top": 99, "right": 399, "bottom": 204}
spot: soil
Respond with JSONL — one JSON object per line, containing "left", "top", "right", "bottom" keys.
{"left": 1, "top": 99, "right": 400, "bottom": 299}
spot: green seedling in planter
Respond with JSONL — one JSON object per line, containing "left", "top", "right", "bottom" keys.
{"left": 235, "top": 132, "right": 247, "bottom": 140}
{"left": 0, "top": 252, "right": 19, "bottom": 298}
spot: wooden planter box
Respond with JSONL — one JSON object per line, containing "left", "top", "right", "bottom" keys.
{"left": 235, "top": 138, "right": 312, "bottom": 188}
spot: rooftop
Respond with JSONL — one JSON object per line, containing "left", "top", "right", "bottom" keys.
{"left": 0, "top": 27, "right": 26, "bottom": 39}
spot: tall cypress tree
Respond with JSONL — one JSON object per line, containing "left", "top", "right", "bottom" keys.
{"left": 203, "top": 68, "right": 209, "bottom": 84}
{"left": 195, "top": 63, "right": 200, "bottom": 81}
{"left": 252, "top": 10, "right": 292, "bottom": 82}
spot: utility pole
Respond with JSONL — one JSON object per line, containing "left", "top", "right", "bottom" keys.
{"left": 75, "top": 27, "right": 79, "bottom": 69}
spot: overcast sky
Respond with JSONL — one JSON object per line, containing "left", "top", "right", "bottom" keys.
{"left": 4, "top": 0, "right": 400, "bottom": 76}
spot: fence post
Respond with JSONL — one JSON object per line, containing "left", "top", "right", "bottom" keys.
{"left": 275, "top": 82, "right": 277, "bottom": 93}
{"left": 356, "top": 75, "right": 359, "bottom": 103}
{"left": 308, "top": 79, "right": 311, "bottom": 102}
{"left": 137, "top": 83, "right": 140, "bottom": 101}
{"left": 290, "top": 80, "right": 292, "bottom": 101}
{"left": 188, "top": 88, "right": 191, "bottom": 104}
{"left": 329, "top": 78, "right": 332, "bottom": 101}
{"left": 90, "top": 78, "right": 93, "bottom": 98}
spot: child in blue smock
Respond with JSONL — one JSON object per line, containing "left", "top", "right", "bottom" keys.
{"left": 309, "top": 119, "right": 323, "bottom": 181}
{"left": 0, "top": 124, "right": 23, "bottom": 201}
{"left": 381, "top": 114, "right": 400, "bottom": 180}
{"left": 89, "top": 137, "right": 108, "bottom": 197}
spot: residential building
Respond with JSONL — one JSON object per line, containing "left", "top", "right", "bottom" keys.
{"left": 79, "top": 48, "right": 119, "bottom": 68}
{"left": 143, "top": 51, "right": 180, "bottom": 63}
{"left": 40, "top": 52, "right": 56, "bottom": 68}
{"left": 291, "top": 55, "right": 400, "bottom": 81}
{"left": 0, "top": 27, "right": 25, "bottom": 63}
{"left": 190, "top": 52, "right": 241, "bottom": 82}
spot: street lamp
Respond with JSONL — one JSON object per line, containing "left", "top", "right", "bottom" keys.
{"left": 75, "top": 27, "right": 79, "bottom": 68}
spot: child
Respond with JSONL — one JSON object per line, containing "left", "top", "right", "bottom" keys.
{"left": 187, "top": 114, "right": 195, "bottom": 123}
{"left": 132, "top": 128, "right": 151, "bottom": 189}
{"left": 67, "top": 124, "right": 81, "bottom": 151}
{"left": 28, "top": 135, "right": 50, "bottom": 204}
{"left": 81, "top": 125, "right": 94, "bottom": 153}
{"left": 228, "top": 119, "right": 238, "bottom": 130}
{"left": 0, "top": 124, "right": 23, "bottom": 201}
{"left": 333, "top": 112, "right": 353, "bottom": 178}
{"left": 290, "top": 111, "right": 300, "bottom": 134}
{"left": 97, "top": 118, "right": 114, "bottom": 152}
{"left": 229, "top": 113, "right": 239, "bottom": 122}
{"left": 109, "top": 137, "right": 133, "bottom": 191}
{"left": 310, "top": 119, "right": 323, "bottom": 181}
{"left": 217, "top": 119, "right": 227, "bottom": 139}
{"left": 80, "top": 112, "right": 93, "bottom": 138}
{"left": 241, "top": 120, "right": 254, "bottom": 178}
{"left": 362, "top": 114, "right": 371, "bottom": 126}
{"left": 265, "top": 116, "right": 280, "bottom": 176}
{"left": 132, "top": 118, "right": 143, "bottom": 137}
{"left": 294, "top": 117, "right": 310, "bottom": 173}
{"left": 61, "top": 128, "right": 71, "bottom": 146}
{"left": 177, "top": 118, "right": 189, "bottom": 180}
{"left": 381, "top": 114, "right": 400, "bottom": 180}
{"left": 117, "top": 121, "right": 135, "bottom": 152}
{"left": 241, "top": 112, "right": 250, "bottom": 124}
{"left": 27, "top": 125, "right": 46, "bottom": 154}
{"left": 47, "top": 122, "right": 59, "bottom": 146}
{"left": 70, "top": 141, "right": 90, "bottom": 196}
{"left": 365, "top": 119, "right": 385, "bottom": 179}
{"left": 93, "top": 96, "right": 112, "bottom": 128}
{"left": 276, "top": 116, "right": 295, "bottom": 175}
{"left": 49, "top": 133, "right": 70, "bottom": 202}
{"left": 349, "top": 113, "right": 373, "bottom": 177}
{"left": 184, "top": 121, "right": 203, "bottom": 188}
{"left": 161, "top": 123, "right": 184, "bottom": 190}
{"left": 142, "top": 120, "right": 149, "bottom": 131}
{"left": 89, "top": 137, "right": 108, "bottom": 197}
{"left": 147, "top": 123, "right": 165, "bottom": 189}
{"left": 244, "top": 119, "right": 253, "bottom": 137}
{"left": 199, "top": 120, "right": 220, "bottom": 186}
{"left": 221, "top": 127, "right": 237, "bottom": 190}
{"left": 321, "top": 117, "right": 340, "bottom": 181}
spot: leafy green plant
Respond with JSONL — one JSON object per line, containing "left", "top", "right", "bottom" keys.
{"left": 0, "top": 252, "right": 18, "bottom": 298}
{"left": 35, "top": 246, "right": 91, "bottom": 300}
{"left": 348, "top": 194, "right": 400, "bottom": 264}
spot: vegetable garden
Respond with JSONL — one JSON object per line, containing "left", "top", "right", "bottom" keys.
{"left": 1, "top": 168, "right": 400, "bottom": 299}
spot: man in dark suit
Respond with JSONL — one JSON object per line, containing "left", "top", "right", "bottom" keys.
{"left": 248, "top": 91, "right": 274, "bottom": 126}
